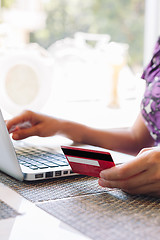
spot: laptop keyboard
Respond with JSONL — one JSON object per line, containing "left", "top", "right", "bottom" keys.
{"left": 15, "top": 147, "right": 69, "bottom": 170}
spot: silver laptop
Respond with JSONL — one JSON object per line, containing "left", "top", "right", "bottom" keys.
{"left": 0, "top": 110, "right": 77, "bottom": 181}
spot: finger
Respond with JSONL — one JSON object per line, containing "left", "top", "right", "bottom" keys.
{"left": 124, "top": 182, "right": 160, "bottom": 196}
{"left": 12, "top": 126, "right": 39, "bottom": 140}
{"left": 8, "top": 121, "right": 32, "bottom": 134}
{"left": 9, "top": 125, "right": 19, "bottom": 134}
{"left": 99, "top": 167, "right": 155, "bottom": 189}
{"left": 6, "top": 110, "right": 36, "bottom": 131}
{"left": 100, "top": 152, "right": 150, "bottom": 181}
{"left": 6, "top": 113, "right": 30, "bottom": 131}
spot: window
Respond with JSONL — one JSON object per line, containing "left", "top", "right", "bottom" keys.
{"left": 31, "top": 0, "right": 145, "bottom": 71}
{"left": 0, "top": 0, "right": 147, "bottom": 121}
{"left": 144, "top": 0, "right": 160, "bottom": 66}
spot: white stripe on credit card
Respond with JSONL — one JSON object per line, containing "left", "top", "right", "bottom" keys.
{"left": 67, "top": 156, "right": 100, "bottom": 166}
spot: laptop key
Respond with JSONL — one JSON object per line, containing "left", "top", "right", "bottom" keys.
{"left": 29, "top": 165, "right": 38, "bottom": 170}
{"left": 35, "top": 164, "right": 48, "bottom": 169}
{"left": 44, "top": 162, "right": 59, "bottom": 167}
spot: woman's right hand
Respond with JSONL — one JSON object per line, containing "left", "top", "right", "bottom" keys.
{"left": 6, "top": 110, "right": 63, "bottom": 140}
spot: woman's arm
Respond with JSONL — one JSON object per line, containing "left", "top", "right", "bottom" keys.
{"left": 75, "top": 113, "right": 154, "bottom": 155}
{"left": 6, "top": 110, "right": 154, "bottom": 156}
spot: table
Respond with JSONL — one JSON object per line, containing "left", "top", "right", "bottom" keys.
{"left": 0, "top": 159, "right": 160, "bottom": 240}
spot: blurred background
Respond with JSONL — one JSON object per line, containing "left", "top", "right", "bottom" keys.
{"left": 0, "top": 0, "right": 159, "bottom": 130}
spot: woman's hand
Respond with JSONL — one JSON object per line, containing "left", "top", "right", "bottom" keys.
{"left": 98, "top": 147, "right": 160, "bottom": 197}
{"left": 6, "top": 110, "right": 62, "bottom": 140}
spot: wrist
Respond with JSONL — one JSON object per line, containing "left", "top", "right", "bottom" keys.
{"left": 56, "top": 119, "right": 69, "bottom": 135}
{"left": 57, "top": 119, "right": 85, "bottom": 143}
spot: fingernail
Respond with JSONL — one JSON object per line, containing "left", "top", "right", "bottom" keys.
{"left": 100, "top": 171, "right": 105, "bottom": 178}
{"left": 13, "top": 134, "right": 19, "bottom": 140}
{"left": 98, "top": 178, "right": 106, "bottom": 187}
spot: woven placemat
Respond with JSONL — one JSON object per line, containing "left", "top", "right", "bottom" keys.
{"left": 0, "top": 171, "right": 112, "bottom": 203}
{"left": 38, "top": 191, "right": 160, "bottom": 240}
{"left": 0, "top": 200, "right": 20, "bottom": 220}
{"left": 1, "top": 171, "right": 160, "bottom": 239}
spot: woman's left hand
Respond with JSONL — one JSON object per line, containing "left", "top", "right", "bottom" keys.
{"left": 98, "top": 147, "right": 160, "bottom": 197}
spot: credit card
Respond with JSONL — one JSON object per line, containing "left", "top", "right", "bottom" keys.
{"left": 61, "top": 146, "right": 115, "bottom": 178}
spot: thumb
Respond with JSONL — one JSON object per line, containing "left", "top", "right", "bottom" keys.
{"left": 137, "top": 147, "right": 153, "bottom": 156}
